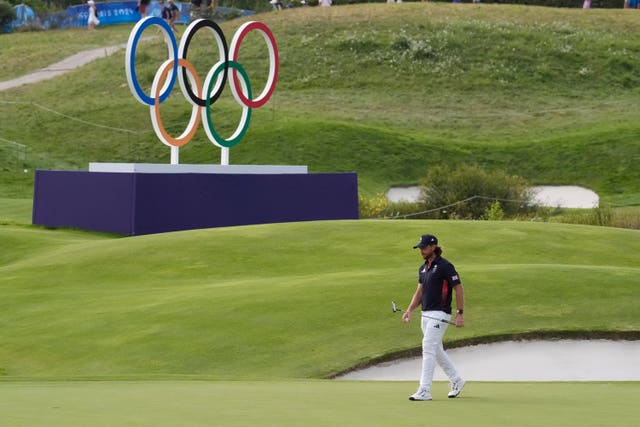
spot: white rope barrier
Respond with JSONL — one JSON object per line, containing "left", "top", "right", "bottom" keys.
{"left": 0, "top": 100, "right": 151, "bottom": 135}
{"left": 389, "top": 195, "right": 530, "bottom": 219}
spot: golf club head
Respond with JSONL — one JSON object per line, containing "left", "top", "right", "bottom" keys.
{"left": 391, "top": 301, "right": 400, "bottom": 313}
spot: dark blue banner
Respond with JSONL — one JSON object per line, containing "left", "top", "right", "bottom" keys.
{"left": 67, "top": 2, "right": 190, "bottom": 28}
{"left": 6, "top": 2, "right": 254, "bottom": 32}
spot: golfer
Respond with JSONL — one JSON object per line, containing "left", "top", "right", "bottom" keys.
{"left": 402, "top": 233, "right": 466, "bottom": 401}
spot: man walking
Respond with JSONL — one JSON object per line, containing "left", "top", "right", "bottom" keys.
{"left": 402, "top": 233, "right": 466, "bottom": 401}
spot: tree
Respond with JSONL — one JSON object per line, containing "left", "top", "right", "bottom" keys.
{"left": 0, "top": 1, "right": 16, "bottom": 29}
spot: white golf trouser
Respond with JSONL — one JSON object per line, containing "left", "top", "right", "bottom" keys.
{"left": 419, "top": 311, "right": 461, "bottom": 391}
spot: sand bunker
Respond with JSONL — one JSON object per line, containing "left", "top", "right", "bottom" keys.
{"left": 387, "top": 186, "right": 599, "bottom": 209}
{"left": 336, "top": 340, "right": 640, "bottom": 381}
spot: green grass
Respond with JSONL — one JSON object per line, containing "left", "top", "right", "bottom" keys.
{"left": 1, "top": 220, "right": 638, "bottom": 380}
{"left": 0, "top": 25, "right": 135, "bottom": 81}
{"left": 1, "top": 381, "right": 638, "bottom": 427}
{"left": 0, "top": 197, "right": 32, "bottom": 224}
{"left": 2, "top": 5, "right": 640, "bottom": 204}
{"left": 1, "top": 6, "right": 640, "bottom": 425}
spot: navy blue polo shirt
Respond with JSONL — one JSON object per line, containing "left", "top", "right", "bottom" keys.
{"left": 418, "top": 256, "right": 461, "bottom": 314}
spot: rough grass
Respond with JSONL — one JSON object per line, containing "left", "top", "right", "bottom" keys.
{"left": 1, "top": 5, "right": 640, "bottom": 204}
{"left": 0, "top": 25, "right": 133, "bottom": 81}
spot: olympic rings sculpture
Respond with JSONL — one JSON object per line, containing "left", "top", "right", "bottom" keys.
{"left": 125, "top": 17, "right": 279, "bottom": 164}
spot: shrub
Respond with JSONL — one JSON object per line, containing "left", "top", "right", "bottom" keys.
{"left": 418, "top": 165, "right": 532, "bottom": 220}
{"left": 358, "top": 193, "right": 424, "bottom": 219}
{"left": 483, "top": 201, "right": 505, "bottom": 221}
{"left": 359, "top": 193, "right": 390, "bottom": 218}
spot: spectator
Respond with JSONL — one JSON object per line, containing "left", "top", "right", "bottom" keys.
{"left": 189, "top": 0, "right": 201, "bottom": 20}
{"left": 87, "top": 0, "right": 99, "bottom": 31}
{"left": 138, "top": 0, "right": 150, "bottom": 18}
{"left": 189, "top": 0, "right": 216, "bottom": 21}
{"left": 161, "top": 1, "right": 178, "bottom": 33}
{"left": 202, "top": 0, "right": 215, "bottom": 18}
{"left": 168, "top": 0, "right": 181, "bottom": 28}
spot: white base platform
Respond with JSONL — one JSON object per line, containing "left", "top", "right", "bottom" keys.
{"left": 89, "top": 163, "right": 308, "bottom": 174}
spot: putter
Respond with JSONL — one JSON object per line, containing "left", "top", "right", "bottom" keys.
{"left": 391, "top": 301, "right": 403, "bottom": 313}
{"left": 392, "top": 301, "right": 456, "bottom": 326}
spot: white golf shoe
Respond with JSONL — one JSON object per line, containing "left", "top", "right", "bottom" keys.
{"left": 409, "top": 388, "right": 432, "bottom": 401}
{"left": 448, "top": 378, "right": 466, "bottom": 398}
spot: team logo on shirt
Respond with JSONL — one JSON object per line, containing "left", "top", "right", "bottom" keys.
{"left": 451, "top": 274, "right": 459, "bottom": 281}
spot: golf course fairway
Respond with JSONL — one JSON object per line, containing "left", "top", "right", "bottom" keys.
{"left": 1, "top": 381, "right": 638, "bottom": 426}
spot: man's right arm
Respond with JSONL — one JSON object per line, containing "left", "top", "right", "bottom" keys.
{"left": 402, "top": 283, "right": 422, "bottom": 323}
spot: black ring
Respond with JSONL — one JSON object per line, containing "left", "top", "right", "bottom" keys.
{"left": 180, "top": 19, "right": 229, "bottom": 107}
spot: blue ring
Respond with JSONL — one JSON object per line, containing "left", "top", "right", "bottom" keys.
{"left": 128, "top": 17, "right": 178, "bottom": 105}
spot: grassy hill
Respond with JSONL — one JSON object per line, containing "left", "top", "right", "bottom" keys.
{"left": 1, "top": 5, "right": 640, "bottom": 204}
{"left": 1, "top": 220, "right": 638, "bottom": 380}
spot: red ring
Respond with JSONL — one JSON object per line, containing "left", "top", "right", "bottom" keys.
{"left": 229, "top": 21, "right": 279, "bottom": 109}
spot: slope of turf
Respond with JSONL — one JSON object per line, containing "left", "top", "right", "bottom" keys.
{"left": 0, "top": 198, "right": 32, "bottom": 225}
{"left": 1, "top": 220, "right": 638, "bottom": 380}
{"left": 2, "top": 5, "right": 640, "bottom": 204}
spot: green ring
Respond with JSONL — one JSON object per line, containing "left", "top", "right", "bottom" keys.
{"left": 204, "top": 61, "right": 252, "bottom": 148}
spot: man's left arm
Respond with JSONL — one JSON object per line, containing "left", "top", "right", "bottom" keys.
{"left": 453, "top": 283, "right": 464, "bottom": 327}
